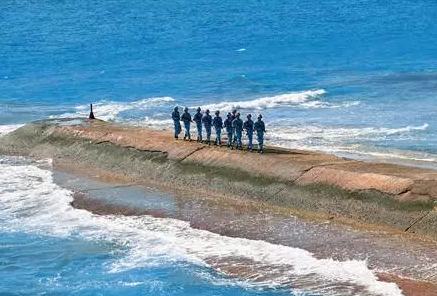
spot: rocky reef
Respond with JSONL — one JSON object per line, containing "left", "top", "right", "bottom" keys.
{"left": 1, "top": 118, "right": 437, "bottom": 239}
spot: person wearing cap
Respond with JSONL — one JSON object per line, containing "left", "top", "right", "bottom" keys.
{"left": 212, "top": 110, "right": 223, "bottom": 146}
{"left": 254, "top": 114, "right": 266, "bottom": 153}
{"left": 243, "top": 114, "right": 254, "bottom": 151}
{"left": 223, "top": 113, "right": 233, "bottom": 147}
{"left": 171, "top": 106, "right": 181, "bottom": 139}
{"left": 181, "top": 107, "right": 192, "bottom": 141}
{"left": 230, "top": 109, "right": 237, "bottom": 145}
{"left": 193, "top": 107, "right": 203, "bottom": 142}
{"left": 232, "top": 112, "right": 244, "bottom": 149}
{"left": 202, "top": 109, "right": 213, "bottom": 145}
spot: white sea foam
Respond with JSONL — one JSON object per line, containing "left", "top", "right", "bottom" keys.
{"left": 198, "top": 89, "right": 327, "bottom": 111}
{"left": 269, "top": 123, "right": 429, "bottom": 143}
{"left": 0, "top": 157, "right": 403, "bottom": 296}
{"left": 268, "top": 123, "right": 435, "bottom": 166}
{"left": 0, "top": 124, "right": 24, "bottom": 136}
{"left": 52, "top": 91, "right": 361, "bottom": 132}
{"left": 56, "top": 97, "right": 175, "bottom": 121}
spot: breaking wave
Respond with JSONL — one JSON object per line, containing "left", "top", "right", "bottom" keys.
{"left": 268, "top": 123, "right": 434, "bottom": 165}
{"left": 0, "top": 157, "right": 403, "bottom": 296}
{"left": 198, "top": 90, "right": 327, "bottom": 111}
{"left": 269, "top": 123, "right": 429, "bottom": 143}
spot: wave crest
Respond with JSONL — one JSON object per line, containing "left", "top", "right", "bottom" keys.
{"left": 198, "top": 89, "right": 327, "bottom": 111}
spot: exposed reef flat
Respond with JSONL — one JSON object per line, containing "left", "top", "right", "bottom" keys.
{"left": 1, "top": 118, "right": 437, "bottom": 239}
{"left": 53, "top": 169, "right": 437, "bottom": 296}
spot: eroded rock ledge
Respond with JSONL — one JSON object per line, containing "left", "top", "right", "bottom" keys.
{"left": 1, "top": 118, "right": 437, "bottom": 239}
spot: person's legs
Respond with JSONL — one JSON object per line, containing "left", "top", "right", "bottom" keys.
{"left": 217, "top": 129, "right": 221, "bottom": 145}
{"left": 236, "top": 131, "right": 242, "bottom": 148}
{"left": 257, "top": 134, "right": 264, "bottom": 153}
{"left": 184, "top": 122, "right": 190, "bottom": 140}
{"left": 214, "top": 128, "right": 218, "bottom": 145}
{"left": 174, "top": 121, "right": 181, "bottom": 139}
{"left": 197, "top": 123, "right": 202, "bottom": 141}
{"left": 227, "top": 131, "right": 233, "bottom": 147}
{"left": 248, "top": 133, "right": 253, "bottom": 150}
{"left": 206, "top": 126, "right": 211, "bottom": 143}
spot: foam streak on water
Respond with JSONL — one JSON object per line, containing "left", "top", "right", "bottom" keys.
{"left": 0, "top": 157, "right": 403, "bottom": 296}
{"left": 0, "top": 124, "right": 24, "bottom": 136}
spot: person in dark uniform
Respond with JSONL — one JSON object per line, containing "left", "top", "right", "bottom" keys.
{"left": 230, "top": 109, "right": 237, "bottom": 144}
{"left": 181, "top": 107, "right": 192, "bottom": 141}
{"left": 202, "top": 109, "right": 213, "bottom": 145}
{"left": 243, "top": 114, "right": 254, "bottom": 151}
{"left": 171, "top": 106, "right": 181, "bottom": 139}
{"left": 212, "top": 110, "right": 223, "bottom": 146}
{"left": 223, "top": 113, "right": 233, "bottom": 147}
{"left": 232, "top": 112, "right": 243, "bottom": 149}
{"left": 254, "top": 114, "right": 266, "bottom": 153}
{"left": 193, "top": 107, "right": 203, "bottom": 142}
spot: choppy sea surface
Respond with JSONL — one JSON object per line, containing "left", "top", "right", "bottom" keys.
{"left": 2, "top": 1, "right": 437, "bottom": 295}
{"left": 2, "top": 0, "right": 437, "bottom": 166}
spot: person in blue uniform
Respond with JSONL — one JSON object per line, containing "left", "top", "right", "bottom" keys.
{"left": 232, "top": 112, "right": 243, "bottom": 149}
{"left": 223, "top": 113, "right": 233, "bottom": 147}
{"left": 212, "top": 110, "right": 223, "bottom": 146}
{"left": 254, "top": 114, "right": 266, "bottom": 153}
{"left": 230, "top": 109, "right": 237, "bottom": 145}
{"left": 181, "top": 107, "right": 192, "bottom": 141}
{"left": 202, "top": 109, "right": 213, "bottom": 145}
{"left": 243, "top": 114, "right": 254, "bottom": 151}
{"left": 171, "top": 106, "right": 181, "bottom": 139}
{"left": 193, "top": 107, "right": 203, "bottom": 142}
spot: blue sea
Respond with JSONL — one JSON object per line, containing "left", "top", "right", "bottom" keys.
{"left": 1, "top": 1, "right": 437, "bottom": 295}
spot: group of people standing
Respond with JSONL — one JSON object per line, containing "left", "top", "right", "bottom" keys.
{"left": 172, "top": 107, "right": 266, "bottom": 153}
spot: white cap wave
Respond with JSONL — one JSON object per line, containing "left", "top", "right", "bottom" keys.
{"left": 268, "top": 123, "right": 433, "bottom": 165}
{"left": 198, "top": 89, "right": 327, "bottom": 111}
{"left": 0, "top": 157, "right": 403, "bottom": 296}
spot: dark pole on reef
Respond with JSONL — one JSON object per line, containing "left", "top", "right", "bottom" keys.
{"left": 89, "top": 104, "right": 95, "bottom": 120}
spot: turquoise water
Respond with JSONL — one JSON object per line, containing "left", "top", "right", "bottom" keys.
{"left": 1, "top": 1, "right": 437, "bottom": 295}
{"left": 2, "top": 1, "right": 437, "bottom": 163}
{"left": 0, "top": 232, "right": 291, "bottom": 296}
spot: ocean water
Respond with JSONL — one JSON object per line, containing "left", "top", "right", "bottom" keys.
{"left": 2, "top": 0, "right": 437, "bottom": 165}
{"left": 0, "top": 156, "right": 405, "bottom": 296}
{"left": 2, "top": 1, "right": 437, "bottom": 295}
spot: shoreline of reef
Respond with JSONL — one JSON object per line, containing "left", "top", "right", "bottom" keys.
{"left": 0, "top": 118, "right": 436, "bottom": 241}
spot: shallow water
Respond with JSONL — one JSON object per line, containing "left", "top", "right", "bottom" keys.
{"left": 1, "top": 155, "right": 436, "bottom": 295}
{"left": 2, "top": 1, "right": 437, "bottom": 166}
